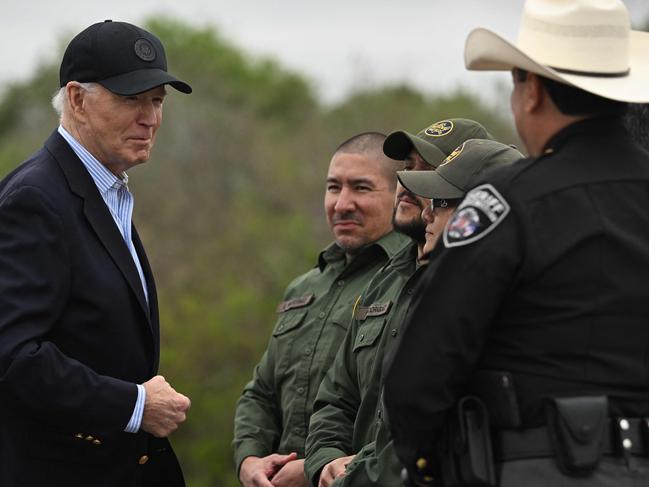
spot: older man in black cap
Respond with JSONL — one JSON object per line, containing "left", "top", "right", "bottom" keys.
{"left": 0, "top": 20, "right": 191, "bottom": 487}
{"left": 385, "top": 0, "right": 649, "bottom": 485}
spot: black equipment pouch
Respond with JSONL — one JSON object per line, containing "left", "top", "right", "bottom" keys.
{"left": 439, "top": 396, "right": 496, "bottom": 486}
{"left": 546, "top": 395, "right": 608, "bottom": 475}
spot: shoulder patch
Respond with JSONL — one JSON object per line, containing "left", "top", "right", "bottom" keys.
{"left": 276, "top": 293, "right": 314, "bottom": 313}
{"left": 443, "top": 184, "right": 510, "bottom": 248}
{"left": 355, "top": 302, "right": 392, "bottom": 321}
{"left": 424, "top": 120, "right": 453, "bottom": 137}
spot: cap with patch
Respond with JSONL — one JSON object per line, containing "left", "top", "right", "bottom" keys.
{"left": 59, "top": 20, "right": 192, "bottom": 95}
{"left": 383, "top": 118, "right": 495, "bottom": 168}
{"left": 397, "top": 139, "right": 523, "bottom": 199}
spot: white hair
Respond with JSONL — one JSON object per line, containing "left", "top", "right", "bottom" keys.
{"left": 51, "top": 82, "right": 98, "bottom": 121}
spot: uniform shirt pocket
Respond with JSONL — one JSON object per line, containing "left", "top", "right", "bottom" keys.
{"left": 272, "top": 309, "right": 308, "bottom": 337}
{"left": 329, "top": 304, "right": 355, "bottom": 332}
{"left": 353, "top": 318, "right": 387, "bottom": 352}
{"left": 271, "top": 309, "right": 310, "bottom": 377}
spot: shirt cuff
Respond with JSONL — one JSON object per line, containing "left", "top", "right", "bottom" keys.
{"left": 124, "top": 384, "right": 146, "bottom": 433}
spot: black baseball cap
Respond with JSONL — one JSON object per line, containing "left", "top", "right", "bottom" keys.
{"left": 397, "top": 139, "right": 523, "bottom": 199}
{"left": 59, "top": 20, "right": 192, "bottom": 95}
{"left": 383, "top": 118, "right": 495, "bottom": 168}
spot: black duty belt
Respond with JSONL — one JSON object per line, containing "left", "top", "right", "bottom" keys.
{"left": 496, "top": 417, "right": 649, "bottom": 462}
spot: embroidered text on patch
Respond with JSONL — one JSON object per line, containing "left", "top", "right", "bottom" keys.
{"left": 443, "top": 184, "right": 510, "bottom": 248}
{"left": 276, "top": 294, "right": 314, "bottom": 313}
{"left": 356, "top": 302, "right": 392, "bottom": 321}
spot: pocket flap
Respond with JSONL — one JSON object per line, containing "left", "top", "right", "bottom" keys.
{"left": 329, "top": 304, "right": 355, "bottom": 331}
{"left": 272, "top": 310, "right": 308, "bottom": 336}
{"left": 353, "top": 318, "right": 386, "bottom": 351}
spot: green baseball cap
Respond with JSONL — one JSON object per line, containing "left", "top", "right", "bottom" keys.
{"left": 397, "top": 139, "right": 523, "bottom": 199}
{"left": 383, "top": 118, "right": 495, "bottom": 168}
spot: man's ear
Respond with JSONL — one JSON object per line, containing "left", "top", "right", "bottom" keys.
{"left": 523, "top": 73, "right": 545, "bottom": 114}
{"left": 65, "top": 82, "right": 88, "bottom": 120}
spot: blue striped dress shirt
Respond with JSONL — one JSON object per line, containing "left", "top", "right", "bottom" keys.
{"left": 58, "top": 125, "right": 146, "bottom": 433}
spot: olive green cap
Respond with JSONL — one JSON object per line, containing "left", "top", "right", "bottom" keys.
{"left": 383, "top": 118, "right": 495, "bottom": 168}
{"left": 397, "top": 139, "right": 523, "bottom": 199}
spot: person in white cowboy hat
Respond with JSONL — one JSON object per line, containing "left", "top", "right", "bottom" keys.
{"left": 383, "top": 1, "right": 649, "bottom": 486}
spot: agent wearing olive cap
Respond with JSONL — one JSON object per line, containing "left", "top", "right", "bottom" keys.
{"left": 0, "top": 20, "right": 191, "bottom": 487}
{"left": 304, "top": 123, "right": 502, "bottom": 487}
{"left": 385, "top": 1, "right": 649, "bottom": 485}
{"left": 382, "top": 118, "right": 495, "bottom": 168}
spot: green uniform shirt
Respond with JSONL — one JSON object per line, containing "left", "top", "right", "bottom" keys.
{"left": 304, "top": 241, "right": 426, "bottom": 486}
{"left": 233, "top": 231, "right": 407, "bottom": 473}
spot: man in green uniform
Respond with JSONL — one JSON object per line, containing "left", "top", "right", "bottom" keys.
{"left": 233, "top": 132, "right": 407, "bottom": 487}
{"left": 304, "top": 121, "right": 506, "bottom": 487}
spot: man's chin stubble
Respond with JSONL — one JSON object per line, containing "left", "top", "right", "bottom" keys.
{"left": 394, "top": 219, "right": 426, "bottom": 244}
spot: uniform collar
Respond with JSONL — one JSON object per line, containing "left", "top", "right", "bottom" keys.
{"left": 317, "top": 230, "right": 408, "bottom": 272}
{"left": 541, "top": 116, "right": 626, "bottom": 157}
{"left": 386, "top": 240, "right": 420, "bottom": 274}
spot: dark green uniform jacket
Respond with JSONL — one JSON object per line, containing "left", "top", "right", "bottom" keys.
{"left": 334, "top": 391, "right": 400, "bottom": 487}
{"left": 233, "top": 231, "right": 407, "bottom": 473}
{"left": 384, "top": 117, "right": 649, "bottom": 481}
{"left": 305, "top": 241, "right": 425, "bottom": 486}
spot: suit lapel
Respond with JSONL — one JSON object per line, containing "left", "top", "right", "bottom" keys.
{"left": 132, "top": 225, "right": 160, "bottom": 372}
{"left": 44, "top": 131, "right": 151, "bottom": 323}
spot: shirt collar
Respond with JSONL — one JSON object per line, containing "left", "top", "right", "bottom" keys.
{"left": 389, "top": 240, "right": 420, "bottom": 272}
{"left": 317, "top": 230, "right": 409, "bottom": 272}
{"left": 57, "top": 125, "right": 127, "bottom": 196}
{"left": 541, "top": 116, "right": 626, "bottom": 156}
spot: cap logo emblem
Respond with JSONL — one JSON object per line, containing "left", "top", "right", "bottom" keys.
{"left": 134, "top": 38, "right": 156, "bottom": 62}
{"left": 425, "top": 120, "right": 454, "bottom": 137}
{"left": 439, "top": 143, "right": 465, "bottom": 167}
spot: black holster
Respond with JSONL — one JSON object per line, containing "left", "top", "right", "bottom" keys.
{"left": 438, "top": 396, "right": 496, "bottom": 486}
{"left": 546, "top": 395, "right": 608, "bottom": 476}
{"left": 469, "top": 370, "right": 521, "bottom": 429}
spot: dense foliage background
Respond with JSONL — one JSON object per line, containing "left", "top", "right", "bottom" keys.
{"left": 0, "top": 18, "right": 517, "bottom": 486}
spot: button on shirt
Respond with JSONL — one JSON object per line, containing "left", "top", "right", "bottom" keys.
{"left": 57, "top": 125, "right": 146, "bottom": 433}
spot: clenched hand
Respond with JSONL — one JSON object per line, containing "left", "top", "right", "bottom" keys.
{"left": 141, "top": 375, "right": 191, "bottom": 437}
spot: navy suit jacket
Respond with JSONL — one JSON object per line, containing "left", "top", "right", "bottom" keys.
{"left": 0, "top": 131, "right": 184, "bottom": 486}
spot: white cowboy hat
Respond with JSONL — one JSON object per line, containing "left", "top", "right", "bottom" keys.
{"left": 464, "top": 0, "right": 649, "bottom": 103}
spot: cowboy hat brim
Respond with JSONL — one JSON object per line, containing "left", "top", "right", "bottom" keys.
{"left": 465, "top": 28, "right": 649, "bottom": 103}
